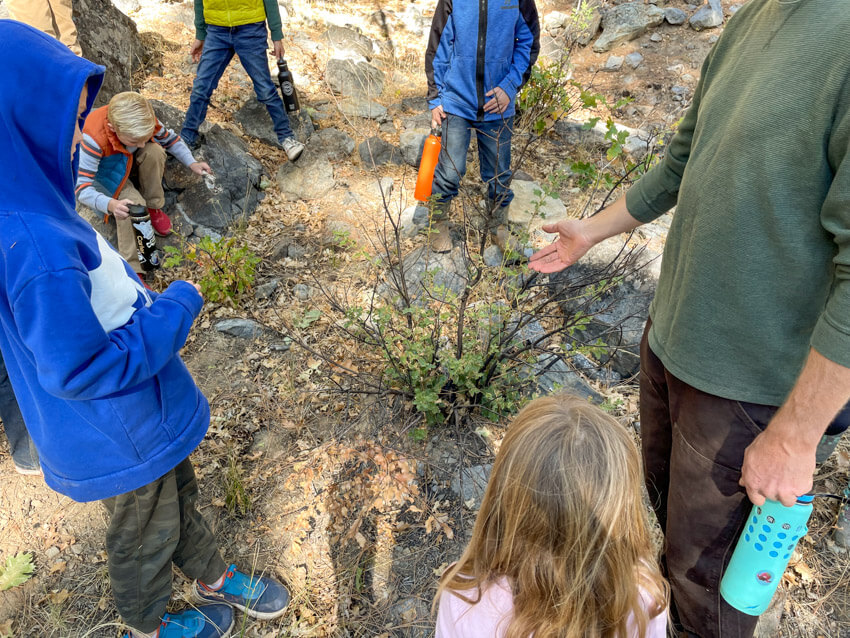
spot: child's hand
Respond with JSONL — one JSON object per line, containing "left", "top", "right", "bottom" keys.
{"left": 273, "top": 40, "right": 285, "bottom": 59}
{"left": 185, "top": 280, "right": 203, "bottom": 297}
{"left": 107, "top": 198, "right": 135, "bottom": 220}
{"left": 189, "top": 161, "right": 212, "bottom": 176}
{"left": 190, "top": 39, "right": 204, "bottom": 63}
{"left": 430, "top": 105, "right": 445, "bottom": 129}
{"left": 483, "top": 87, "right": 509, "bottom": 114}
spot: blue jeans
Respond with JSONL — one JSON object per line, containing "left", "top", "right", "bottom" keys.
{"left": 431, "top": 114, "right": 514, "bottom": 213}
{"left": 0, "top": 353, "right": 38, "bottom": 471}
{"left": 181, "top": 22, "right": 293, "bottom": 145}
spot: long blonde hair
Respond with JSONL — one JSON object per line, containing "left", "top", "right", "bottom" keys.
{"left": 436, "top": 394, "right": 668, "bottom": 638}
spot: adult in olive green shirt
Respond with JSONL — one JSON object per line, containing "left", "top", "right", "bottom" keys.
{"left": 530, "top": 0, "right": 850, "bottom": 635}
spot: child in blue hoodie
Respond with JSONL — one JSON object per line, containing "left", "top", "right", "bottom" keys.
{"left": 0, "top": 21, "right": 289, "bottom": 638}
{"left": 425, "top": 0, "right": 539, "bottom": 254}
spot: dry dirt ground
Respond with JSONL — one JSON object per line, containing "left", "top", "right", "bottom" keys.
{"left": 1, "top": 0, "right": 850, "bottom": 637}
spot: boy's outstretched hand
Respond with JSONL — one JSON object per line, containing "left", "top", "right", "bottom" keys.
{"left": 528, "top": 220, "right": 594, "bottom": 273}
{"left": 189, "top": 161, "right": 212, "bottom": 176}
{"left": 190, "top": 39, "right": 204, "bottom": 63}
{"left": 483, "top": 87, "right": 509, "bottom": 114}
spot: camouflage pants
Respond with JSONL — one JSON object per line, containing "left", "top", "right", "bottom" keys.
{"left": 102, "top": 458, "right": 226, "bottom": 632}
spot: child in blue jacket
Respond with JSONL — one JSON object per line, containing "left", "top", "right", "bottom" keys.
{"left": 0, "top": 21, "right": 289, "bottom": 638}
{"left": 425, "top": 0, "right": 539, "bottom": 253}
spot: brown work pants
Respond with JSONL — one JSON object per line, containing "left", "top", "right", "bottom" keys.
{"left": 7, "top": 0, "right": 81, "bottom": 55}
{"left": 640, "top": 320, "right": 777, "bottom": 638}
{"left": 113, "top": 143, "right": 167, "bottom": 274}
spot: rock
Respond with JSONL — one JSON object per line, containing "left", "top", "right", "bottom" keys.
{"left": 650, "top": 32, "right": 663, "bottom": 42}
{"left": 450, "top": 465, "right": 492, "bottom": 508}
{"left": 398, "top": 205, "right": 427, "bottom": 238}
{"left": 325, "top": 58, "right": 384, "bottom": 98}
{"left": 483, "top": 244, "right": 503, "bottom": 267}
{"left": 255, "top": 279, "right": 280, "bottom": 300}
{"left": 575, "top": 2, "right": 604, "bottom": 46}
{"left": 308, "top": 127, "right": 355, "bottom": 161}
{"left": 513, "top": 169, "right": 534, "bottom": 181}
{"left": 593, "top": 3, "right": 665, "bottom": 53}
{"left": 149, "top": 101, "right": 264, "bottom": 233}
{"left": 397, "top": 245, "right": 469, "bottom": 303}
{"left": 553, "top": 117, "right": 651, "bottom": 159}
{"left": 548, "top": 237, "right": 661, "bottom": 377}
{"left": 533, "top": 353, "right": 603, "bottom": 403}
{"left": 388, "top": 597, "right": 431, "bottom": 630}
{"left": 401, "top": 96, "right": 429, "bottom": 113}
{"left": 215, "top": 318, "right": 266, "bottom": 339}
{"left": 73, "top": 0, "right": 146, "bottom": 106}
{"left": 507, "top": 181, "right": 568, "bottom": 233}
{"left": 323, "top": 25, "right": 374, "bottom": 60}
{"left": 293, "top": 284, "right": 314, "bottom": 300}
{"left": 604, "top": 55, "right": 624, "bottom": 71}
{"left": 413, "top": 206, "right": 430, "bottom": 225}
{"left": 359, "top": 136, "right": 402, "bottom": 167}
{"left": 664, "top": 7, "right": 688, "bottom": 24}
{"left": 368, "top": 177, "right": 394, "bottom": 201}
{"left": 271, "top": 239, "right": 292, "bottom": 261}
{"left": 111, "top": 0, "right": 140, "bottom": 13}
{"left": 689, "top": 0, "right": 723, "bottom": 30}
{"left": 403, "top": 112, "right": 433, "bottom": 131}
{"left": 378, "top": 120, "right": 396, "bottom": 135}
{"left": 338, "top": 97, "right": 388, "bottom": 121}
{"left": 276, "top": 155, "right": 335, "bottom": 200}
{"left": 400, "top": 130, "right": 428, "bottom": 167}
{"left": 625, "top": 52, "right": 644, "bottom": 68}
{"left": 288, "top": 242, "right": 309, "bottom": 259}
{"left": 233, "top": 98, "right": 314, "bottom": 146}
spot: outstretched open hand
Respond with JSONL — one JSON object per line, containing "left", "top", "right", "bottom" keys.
{"left": 528, "top": 220, "right": 594, "bottom": 273}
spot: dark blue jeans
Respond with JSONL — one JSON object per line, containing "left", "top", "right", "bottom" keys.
{"left": 0, "top": 353, "right": 38, "bottom": 471}
{"left": 431, "top": 114, "right": 514, "bottom": 212}
{"left": 181, "top": 22, "right": 293, "bottom": 145}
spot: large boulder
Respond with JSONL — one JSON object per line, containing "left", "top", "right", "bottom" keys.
{"left": 233, "top": 97, "right": 315, "bottom": 145}
{"left": 323, "top": 25, "right": 374, "bottom": 61}
{"left": 359, "top": 136, "right": 402, "bottom": 168}
{"left": 593, "top": 3, "right": 665, "bottom": 53}
{"left": 73, "top": 0, "right": 146, "bottom": 105}
{"left": 308, "top": 127, "right": 355, "bottom": 161}
{"left": 325, "top": 58, "right": 384, "bottom": 98}
{"left": 276, "top": 155, "right": 335, "bottom": 200}
{"left": 547, "top": 221, "right": 668, "bottom": 378}
{"left": 152, "top": 101, "right": 264, "bottom": 232}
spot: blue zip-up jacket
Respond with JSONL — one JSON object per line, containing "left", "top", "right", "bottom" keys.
{"left": 425, "top": 0, "right": 540, "bottom": 121}
{"left": 0, "top": 21, "right": 210, "bottom": 502}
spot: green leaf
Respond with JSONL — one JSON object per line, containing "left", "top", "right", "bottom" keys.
{"left": 0, "top": 552, "right": 34, "bottom": 591}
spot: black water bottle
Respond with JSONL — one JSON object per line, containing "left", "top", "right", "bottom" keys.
{"left": 128, "top": 205, "right": 162, "bottom": 272}
{"left": 277, "top": 58, "right": 300, "bottom": 114}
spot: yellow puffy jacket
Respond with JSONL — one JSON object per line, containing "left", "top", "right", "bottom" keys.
{"left": 203, "top": 0, "right": 266, "bottom": 28}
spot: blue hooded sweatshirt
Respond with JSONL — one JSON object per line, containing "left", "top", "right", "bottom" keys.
{"left": 0, "top": 22, "right": 210, "bottom": 502}
{"left": 425, "top": 0, "right": 540, "bottom": 121}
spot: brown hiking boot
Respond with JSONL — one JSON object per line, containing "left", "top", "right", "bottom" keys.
{"left": 491, "top": 224, "right": 524, "bottom": 256}
{"left": 428, "top": 220, "right": 453, "bottom": 253}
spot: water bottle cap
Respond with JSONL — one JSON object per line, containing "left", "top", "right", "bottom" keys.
{"left": 796, "top": 494, "right": 814, "bottom": 503}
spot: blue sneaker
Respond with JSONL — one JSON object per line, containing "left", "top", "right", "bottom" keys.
{"left": 123, "top": 603, "right": 233, "bottom": 638}
{"left": 193, "top": 564, "right": 290, "bottom": 621}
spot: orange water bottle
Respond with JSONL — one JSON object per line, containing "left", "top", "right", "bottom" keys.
{"left": 414, "top": 128, "right": 442, "bottom": 202}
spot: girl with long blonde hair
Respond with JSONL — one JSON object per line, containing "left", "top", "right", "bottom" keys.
{"left": 434, "top": 394, "right": 669, "bottom": 637}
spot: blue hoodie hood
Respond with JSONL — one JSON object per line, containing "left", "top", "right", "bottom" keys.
{"left": 0, "top": 22, "right": 211, "bottom": 501}
{"left": 0, "top": 21, "right": 103, "bottom": 217}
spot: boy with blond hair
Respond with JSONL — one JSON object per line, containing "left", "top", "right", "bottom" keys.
{"left": 76, "top": 91, "right": 211, "bottom": 279}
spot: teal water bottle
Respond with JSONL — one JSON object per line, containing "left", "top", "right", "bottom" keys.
{"left": 720, "top": 496, "right": 813, "bottom": 615}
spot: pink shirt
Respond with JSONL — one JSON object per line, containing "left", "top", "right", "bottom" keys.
{"left": 435, "top": 577, "right": 668, "bottom": 638}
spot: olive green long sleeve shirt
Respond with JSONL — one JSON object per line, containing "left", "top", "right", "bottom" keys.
{"left": 626, "top": 0, "right": 850, "bottom": 405}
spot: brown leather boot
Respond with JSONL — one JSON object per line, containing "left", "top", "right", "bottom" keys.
{"left": 428, "top": 220, "right": 453, "bottom": 253}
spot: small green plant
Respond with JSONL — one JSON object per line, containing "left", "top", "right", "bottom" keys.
{"left": 0, "top": 552, "right": 34, "bottom": 591}
{"left": 164, "top": 235, "right": 260, "bottom": 306}
{"left": 224, "top": 456, "right": 251, "bottom": 516}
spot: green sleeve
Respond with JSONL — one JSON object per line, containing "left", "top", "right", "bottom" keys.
{"left": 811, "top": 76, "right": 850, "bottom": 368}
{"left": 263, "top": 0, "right": 284, "bottom": 41}
{"left": 194, "top": 0, "right": 207, "bottom": 40}
{"left": 625, "top": 46, "right": 717, "bottom": 223}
